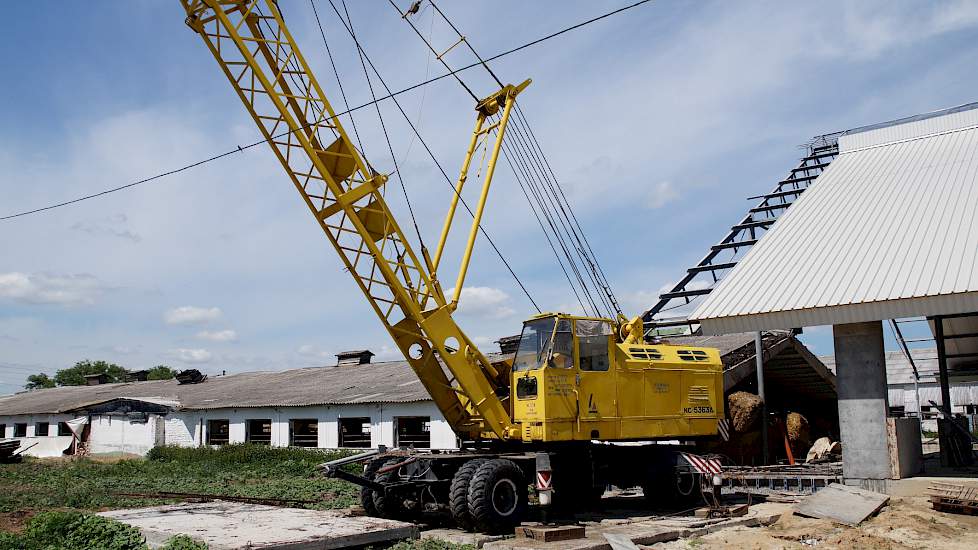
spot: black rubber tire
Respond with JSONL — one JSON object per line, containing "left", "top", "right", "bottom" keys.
{"left": 372, "top": 459, "right": 404, "bottom": 519}
{"left": 449, "top": 459, "right": 487, "bottom": 531}
{"left": 359, "top": 457, "right": 387, "bottom": 516}
{"left": 467, "top": 459, "right": 527, "bottom": 534}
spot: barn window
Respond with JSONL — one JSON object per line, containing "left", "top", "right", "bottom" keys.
{"left": 338, "top": 417, "right": 371, "bottom": 448}
{"left": 207, "top": 419, "right": 230, "bottom": 445}
{"left": 289, "top": 419, "right": 319, "bottom": 447}
{"left": 58, "top": 422, "right": 72, "bottom": 436}
{"left": 13, "top": 423, "right": 27, "bottom": 438}
{"left": 395, "top": 416, "right": 430, "bottom": 448}
{"left": 246, "top": 419, "right": 272, "bottom": 445}
{"left": 35, "top": 422, "right": 50, "bottom": 437}
{"left": 0, "top": 424, "right": 6, "bottom": 438}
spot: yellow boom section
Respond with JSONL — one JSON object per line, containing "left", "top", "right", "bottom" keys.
{"left": 180, "top": 0, "right": 519, "bottom": 439}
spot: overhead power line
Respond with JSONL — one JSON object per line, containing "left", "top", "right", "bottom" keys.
{"left": 0, "top": 0, "right": 652, "bottom": 222}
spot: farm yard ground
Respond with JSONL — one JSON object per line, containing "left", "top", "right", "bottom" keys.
{"left": 0, "top": 444, "right": 358, "bottom": 534}
{"left": 650, "top": 492, "right": 978, "bottom": 550}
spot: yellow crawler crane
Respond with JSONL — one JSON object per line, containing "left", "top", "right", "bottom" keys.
{"left": 180, "top": 0, "right": 725, "bottom": 534}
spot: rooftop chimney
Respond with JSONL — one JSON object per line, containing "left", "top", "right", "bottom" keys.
{"left": 83, "top": 373, "right": 110, "bottom": 386}
{"left": 336, "top": 350, "right": 374, "bottom": 366}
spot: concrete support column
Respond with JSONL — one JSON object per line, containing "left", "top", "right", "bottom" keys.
{"left": 833, "top": 321, "right": 890, "bottom": 486}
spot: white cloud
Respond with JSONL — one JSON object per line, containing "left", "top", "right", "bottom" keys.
{"left": 647, "top": 181, "right": 680, "bottom": 209}
{"left": 449, "top": 286, "right": 516, "bottom": 320}
{"left": 297, "top": 344, "right": 332, "bottom": 359}
{"left": 196, "top": 329, "right": 238, "bottom": 342}
{"left": 167, "top": 348, "right": 212, "bottom": 363}
{"left": 0, "top": 272, "right": 107, "bottom": 305}
{"left": 70, "top": 214, "right": 141, "bottom": 242}
{"left": 164, "top": 306, "right": 222, "bottom": 325}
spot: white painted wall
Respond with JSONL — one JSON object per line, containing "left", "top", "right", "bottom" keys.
{"left": 0, "top": 400, "right": 459, "bottom": 457}
{"left": 165, "top": 402, "right": 458, "bottom": 450}
{"left": 0, "top": 413, "right": 76, "bottom": 457}
{"left": 88, "top": 414, "right": 160, "bottom": 456}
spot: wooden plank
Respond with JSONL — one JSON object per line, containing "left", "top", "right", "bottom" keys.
{"left": 794, "top": 483, "right": 889, "bottom": 526}
{"left": 515, "top": 525, "right": 586, "bottom": 542}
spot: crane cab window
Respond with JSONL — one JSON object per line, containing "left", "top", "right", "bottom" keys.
{"left": 577, "top": 320, "right": 612, "bottom": 371}
{"left": 551, "top": 319, "right": 574, "bottom": 369}
{"left": 514, "top": 317, "right": 556, "bottom": 371}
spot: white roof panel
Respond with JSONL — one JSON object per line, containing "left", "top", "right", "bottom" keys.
{"left": 692, "top": 104, "right": 978, "bottom": 334}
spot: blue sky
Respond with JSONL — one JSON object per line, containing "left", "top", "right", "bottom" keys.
{"left": 2, "top": 0, "right": 978, "bottom": 394}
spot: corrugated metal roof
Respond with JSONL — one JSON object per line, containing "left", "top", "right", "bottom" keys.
{"left": 821, "top": 348, "right": 939, "bottom": 386}
{"left": 692, "top": 103, "right": 978, "bottom": 334}
{"left": 0, "top": 356, "right": 472, "bottom": 416}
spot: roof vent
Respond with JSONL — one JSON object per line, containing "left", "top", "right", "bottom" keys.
{"left": 336, "top": 350, "right": 374, "bottom": 366}
{"left": 175, "top": 369, "right": 207, "bottom": 384}
{"left": 83, "top": 373, "right": 109, "bottom": 386}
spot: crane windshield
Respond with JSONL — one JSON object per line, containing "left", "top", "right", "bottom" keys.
{"left": 513, "top": 317, "right": 556, "bottom": 372}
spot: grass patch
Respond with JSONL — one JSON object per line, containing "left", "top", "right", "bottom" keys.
{"left": 0, "top": 511, "right": 208, "bottom": 549}
{"left": 0, "top": 444, "right": 358, "bottom": 529}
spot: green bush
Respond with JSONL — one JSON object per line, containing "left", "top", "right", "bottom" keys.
{"left": 387, "top": 540, "right": 475, "bottom": 550}
{"left": 160, "top": 535, "right": 208, "bottom": 550}
{"left": 0, "top": 512, "right": 209, "bottom": 550}
{"left": 0, "top": 511, "right": 145, "bottom": 550}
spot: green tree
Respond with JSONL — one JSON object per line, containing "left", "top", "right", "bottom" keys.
{"left": 146, "top": 365, "right": 177, "bottom": 380}
{"left": 25, "top": 373, "right": 56, "bottom": 390}
{"left": 53, "top": 360, "right": 128, "bottom": 386}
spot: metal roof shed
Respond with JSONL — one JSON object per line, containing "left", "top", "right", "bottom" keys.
{"left": 690, "top": 103, "right": 978, "bottom": 334}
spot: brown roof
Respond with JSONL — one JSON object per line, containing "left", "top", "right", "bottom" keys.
{"left": 0, "top": 357, "right": 469, "bottom": 416}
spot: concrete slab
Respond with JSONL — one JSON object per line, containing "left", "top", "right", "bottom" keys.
{"left": 794, "top": 483, "right": 889, "bottom": 526}
{"left": 480, "top": 503, "right": 789, "bottom": 550}
{"left": 99, "top": 501, "right": 418, "bottom": 550}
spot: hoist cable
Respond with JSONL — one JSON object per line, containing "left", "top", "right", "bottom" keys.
{"left": 494, "top": 112, "right": 602, "bottom": 316}
{"left": 509, "top": 108, "right": 620, "bottom": 317}
{"left": 498, "top": 129, "right": 595, "bottom": 317}
{"left": 506, "top": 113, "right": 612, "bottom": 316}
{"left": 309, "top": 0, "right": 366, "bottom": 156}
{"left": 501, "top": 118, "right": 604, "bottom": 317}
{"left": 335, "top": 0, "right": 425, "bottom": 249}
{"left": 514, "top": 105, "right": 622, "bottom": 316}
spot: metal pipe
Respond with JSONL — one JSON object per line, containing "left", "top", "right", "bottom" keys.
{"left": 432, "top": 113, "right": 486, "bottom": 274}
{"left": 451, "top": 94, "right": 516, "bottom": 309}
{"left": 755, "top": 332, "right": 768, "bottom": 464}
{"left": 934, "top": 316, "right": 952, "bottom": 417}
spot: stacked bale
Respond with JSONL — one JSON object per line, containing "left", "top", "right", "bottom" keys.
{"left": 728, "top": 391, "right": 763, "bottom": 432}
{"left": 786, "top": 412, "right": 811, "bottom": 459}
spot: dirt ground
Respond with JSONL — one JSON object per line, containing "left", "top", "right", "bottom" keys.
{"left": 651, "top": 495, "right": 978, "bottom": 549}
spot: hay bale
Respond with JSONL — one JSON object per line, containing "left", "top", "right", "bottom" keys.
{"left": 728, "top": 391, "right": 763, "bottom": 432}
{"left": 786, "top": 412, "right": 810, "bottom": 447}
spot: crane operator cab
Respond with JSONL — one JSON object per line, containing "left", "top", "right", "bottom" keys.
{"left": 511, "top": 313, "right": 725, "bottom": 443}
